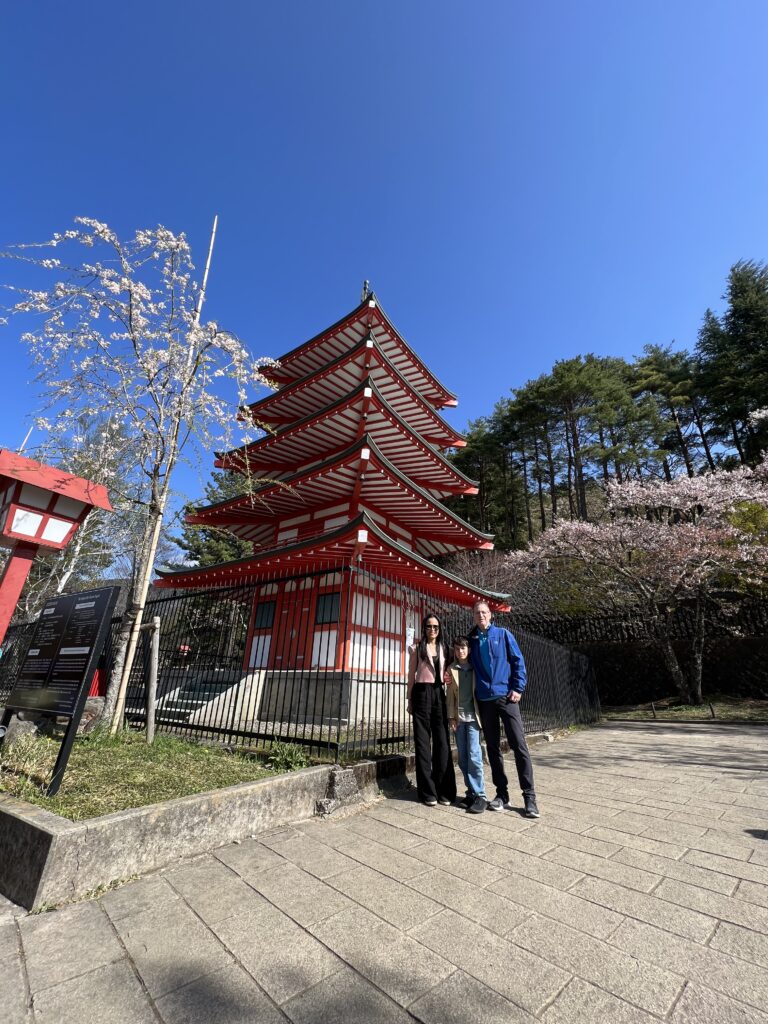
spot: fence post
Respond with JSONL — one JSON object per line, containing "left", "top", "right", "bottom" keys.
{"left": 144, "top": 616, "right": 161, "bottom": 745}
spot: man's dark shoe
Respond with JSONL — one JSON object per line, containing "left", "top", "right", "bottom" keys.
{"left": 459, "top": 794, "right": 473, "bottom": 807}
{"left": 524, "top": 795, "right": 540, "bottom": 818}
{"left": 486, "top": 797, "right": 505, "bottom": 812}
{"left": 467, "top": 796, "right": 486, "bottom": 814}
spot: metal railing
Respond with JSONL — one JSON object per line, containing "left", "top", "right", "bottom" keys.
{"left": 2, "top": 566, "right": 600, "bottom": 760}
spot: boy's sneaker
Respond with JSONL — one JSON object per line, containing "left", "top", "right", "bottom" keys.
{"left": 486, "top": 797, "right": 506, "bottom": 812}
{"left": 467, "top": 796, "right": 486, "bottom": 814}
{"left": 524, "top": 795, "right": 540, "bottom": 818}
{"left": 459, "top": 794, "right": 474, "bottom": 807}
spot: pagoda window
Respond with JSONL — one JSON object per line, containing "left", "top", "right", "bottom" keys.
{"left": 311, "top": 589, "right": 340, "bottom": 669}
{"left": 248, "top": 599, "right": 276, "bottom": 669}
{"left": 315, "top": 591, "right": 341, "bottom": 625}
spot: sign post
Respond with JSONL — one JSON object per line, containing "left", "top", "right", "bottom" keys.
{"left": 0, "top": 585, "right": 120, "bottom": 795}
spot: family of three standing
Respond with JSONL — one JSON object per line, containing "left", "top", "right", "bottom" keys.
{"left": 406, "top": 600, "right": 539, "bottom": 818}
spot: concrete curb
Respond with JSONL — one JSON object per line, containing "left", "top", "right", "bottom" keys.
{"left": 0, "top": 754, "right": 413, "bottom": 910}
{"left": 0, "top": 732, "right": 555, "bottom": 911}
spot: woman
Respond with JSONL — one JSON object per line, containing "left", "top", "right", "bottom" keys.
{"left": 407, "top": 613, "right": 457, "bottom": 806}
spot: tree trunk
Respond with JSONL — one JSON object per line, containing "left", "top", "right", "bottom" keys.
{"left": 543, "top": 421, "right": 558, "bottom": 524}
{"left": 669, "top": 404, "right": 694, "bottom": 477}
{"left": 658, "top": 638, "right": 691, "bottom": 703}
{"left": 597, "top": 424, "right": 611, "bottom": 483}
{"left": 730, "top": 420, "right": 746, "bottom": 464}
{"left": 569, "top": 412, "right": 589, "bottom": 519}
{"left": 520, "top": 449, "right": 534, "bottom": 542}
{"left": 690, "top": 398, "right": 716, "bottom": 472}
{"left": 564, "top": 423, "right": 576, "bottom": 519}
{"left": 689, "top": 593, "right": 705, "bottom": 705}
{"left": 532, "top": 433, "right": 546, "bottom": 531}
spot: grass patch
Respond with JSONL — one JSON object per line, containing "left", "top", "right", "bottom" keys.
{"left": 602, "top": 694, "right": 768, "bottom": 723}
{"left": 0, "top": 729, "right": 294, "bottom": 821}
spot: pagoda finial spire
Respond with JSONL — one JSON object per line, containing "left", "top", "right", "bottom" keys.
{"left": 361, "top": 279, "right": 370, "bottom": 302}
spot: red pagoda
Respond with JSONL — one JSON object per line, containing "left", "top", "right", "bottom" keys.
{"left": 156, "top": 292, "right": 509, "bottom": 683}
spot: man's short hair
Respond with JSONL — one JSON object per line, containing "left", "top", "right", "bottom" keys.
{"left": 472, "top": 600, "right": 491, "bottom": 612}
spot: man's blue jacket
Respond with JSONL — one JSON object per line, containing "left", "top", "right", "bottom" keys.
{"left": 468, "top": 623, "right": 528, "bottom": 701}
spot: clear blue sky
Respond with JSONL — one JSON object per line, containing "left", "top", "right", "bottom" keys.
{"left": 2, "top": 1, "right": 767, "bottom": 507}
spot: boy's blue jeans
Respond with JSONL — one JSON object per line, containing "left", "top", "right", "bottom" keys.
{"left": 455, "top": 719, "right": 486, "bottom": 799}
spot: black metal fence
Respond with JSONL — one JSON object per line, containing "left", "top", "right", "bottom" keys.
{"left": 1, "top": 566, "right": 600, "bottom": 759}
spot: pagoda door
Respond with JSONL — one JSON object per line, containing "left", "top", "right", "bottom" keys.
{"left": 270, "top": 582, "right": 311, "bottom": 672}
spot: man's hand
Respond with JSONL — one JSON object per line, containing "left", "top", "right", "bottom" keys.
{"left": 507, "top": 689, "right": 521, "bottom": 703}
{"left": 406, "top": 699, "right": 412, "bottom": 715}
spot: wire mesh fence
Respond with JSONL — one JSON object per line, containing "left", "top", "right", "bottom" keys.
{"left": 2, "top": 566, "right": 600, "bottom": 760}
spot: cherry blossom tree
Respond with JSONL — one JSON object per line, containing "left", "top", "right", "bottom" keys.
{"left": 1, "top": 219, "right": 274, "bottom": 726}
{"left": 505, "top": 460, "right": 768, "bottom": 703}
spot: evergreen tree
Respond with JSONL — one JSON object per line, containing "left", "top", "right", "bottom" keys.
{"left": 175, "top": 470, "right": 253, "bottom": 567}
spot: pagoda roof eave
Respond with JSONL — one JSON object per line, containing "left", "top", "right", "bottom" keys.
{"left": 154, "top": 511, "right": 510, "bottom": 611}
{"left": 269, "top": 296, "right": 458, "bottom": 410}
{"left": 216, "top": 378, "right": 479, "bottom": 495}
{"left": 188, "top": 434, "right": 494, "bottom": 551}
{"left": 246, "top": 335, "right": 466, "bottom": 451}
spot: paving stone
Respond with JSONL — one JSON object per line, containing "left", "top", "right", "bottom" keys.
{"left": 260, "top": 834, "right": 360, "bottom": 879}
{"left": 20, "top": 901, "right": 124, "bottom": 994}
{"left": 612, "top": 848, "right": 738, "bottom": 894}
{"left": 570, "top": 875, "right": 715, "bottom": 943}
{"left": 610, "top": 918, "right": 768, "bottom": 1012}
{"left": 720, "top": 808, "right": 768, "bottom": 831}
{"left": 489, "top": 871, "right": 624, "bottom": 940}
{"left": 344, "top": 814, "right": 425, "bottom": 851}
{"left": 507, "top": 912, "right": 682, "bottom": 1016}
{"left": 677, "top": 831, "right": 755, "bottom": 862}
{"left": 408, "top": 967, "right": 536, "bottom": 1024}
{"left": 248, "top": 861, "right": 354, "bottom": 928}
{"left": 540, "top": 976, "right": 660, "bottom": 1024}
{"left": 635, "top": 818, "right": 708, "bottom": 842}
{"left": 684, "top": 850, "right": 768, "bottom": 886}
{"left": 310, "top": 905, "right": 454, "bottom": 1007}
{"left": 31, "top": 959, "right": 154, "bottom": 1024}
{"left": 711, "top": 922, "right": 768, "bottom": 969}
{"left": 737, "top": 880, "right": 768, "bottom": 909}
{"left": 154, "top": 962, "right": 285, "bottom": 1024}
{"left": 656, "top": 878, "right": 768, "bottom": 934}
{"left": 113, "top": 898, "right": 231, "bottom": 999}
{"left": 588, "top": 811, "right": 666, "bottom": 836}
{"left": 403, "top": 839, "right": 506, "bottom": 885}
{"left": 326, "top": 863, "right": 442, "bottom": 930}
{"left": 0, "top": 952, "right": 31, "bottom": 1023}
{"left": 100, "top": 875, "right": 180, "bottom": 922}
{"left": 543, "top": 845, "right": 660, "bottom": 893}
{"left": 749, "top": 847, "right": 768, "bottom": 867}
{"left": 162, "top": 856, "right": 267, "bottom": 925}
{"left": 584, "top": 825, "right": 687, "bottom": 860}
{"left": 323, "top": 833, "right": 433, "bottom": 879}
{"left": 0, "top": 920, "right": 18, "bottom": 959}
{"left": 406, "top": 868, "right": 531, "bottom": 937}
{"left": 670, "top": 981, "right": 768, "bottom": 1023}
{"left": 213, "top": 839, "right": 285, "bottom": 880}
{"left": 734, "top": 794, "right": 768, "bottom": 813}
{"left": 530, "top": 824, "right": 622, "bottom": 858}
{"left": 409, "top": 908, "right": 570, "bottom": 1015}
{"left": 474, "top": 844, "right": 585, "bottom": 889}
{"left": 479, "top": 828, "right": 559, "bottom": 858}
{"left": 369, "top": 807, "right": 489, "bottom": 853}
{"left": 216, "top": 901, "right": 342, "bottom": 1005}
{"left": 281, "top": 965, "right": 415, "bottom": 1024}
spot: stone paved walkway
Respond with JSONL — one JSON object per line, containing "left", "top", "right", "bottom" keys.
{"left": 3, "top": 721, "right": 768, "bottom": 1023}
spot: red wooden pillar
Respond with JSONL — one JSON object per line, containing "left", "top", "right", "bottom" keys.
{"left": 0, "top": 542, "right": 36, "bottom": 647}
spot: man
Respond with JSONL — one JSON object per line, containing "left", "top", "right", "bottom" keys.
{"left": 467, "top": 601, "right": 539, "bottom": 818}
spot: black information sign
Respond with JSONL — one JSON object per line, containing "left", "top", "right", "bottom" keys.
{"left": 0, "top": 586, "right": 119, "bottom": 795}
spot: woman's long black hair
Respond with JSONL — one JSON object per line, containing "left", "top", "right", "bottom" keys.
{"left": 417, "top": 612, "right": 447, "bottom": 665}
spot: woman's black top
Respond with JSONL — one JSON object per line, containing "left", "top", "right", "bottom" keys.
{"left": 431, "top": 653, "right": 440, "bottom": 681}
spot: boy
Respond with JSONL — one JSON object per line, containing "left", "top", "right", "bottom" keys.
{"left": 445, "top": 636, "right": 487, "bottom": 814}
